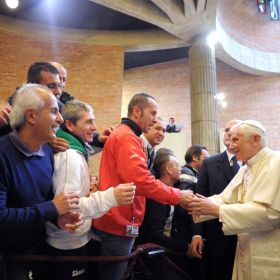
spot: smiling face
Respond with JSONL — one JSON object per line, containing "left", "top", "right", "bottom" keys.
{"left": 229, "top": 126, "right": 262, "bottom": 162}
{"left": 32, "top": 92, "right": 63, "bottom": 143}
{"left": 144, "top": 118, "right": 166, "bottom": 147}
{"left": 65, "top": 110, "right": 97, "bottom": 143}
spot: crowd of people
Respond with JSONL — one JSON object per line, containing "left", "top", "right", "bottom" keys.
{"left": 0, "top": 61, "right": 280, "bottom": 280}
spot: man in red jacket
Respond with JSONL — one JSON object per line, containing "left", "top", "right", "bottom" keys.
{"left": 93, "top": 93, "right": 193, "bottom": 280}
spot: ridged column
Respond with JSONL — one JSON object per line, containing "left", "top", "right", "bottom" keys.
{"left": 189, "top": 37, "right": 219, "bottom": 155}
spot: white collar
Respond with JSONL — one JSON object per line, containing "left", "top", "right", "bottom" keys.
{"left": 226, "top": 149, "right": 236, "bottom": 162}
{"left": 140, "top": 134, "right": 153, "bottom": 150}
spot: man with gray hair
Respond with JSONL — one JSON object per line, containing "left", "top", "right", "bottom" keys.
{"left": 49, "top": 62, "right": 74, "bottom": 104}
{"left": 188, "top": 120, "right": 280, "bottom": 280}
{"left": 0, "top": 84, "right": 80, "bottom": 280}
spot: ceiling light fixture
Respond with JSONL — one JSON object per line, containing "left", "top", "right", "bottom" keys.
{"left": 220, "top": 101, "right": 228, "bottom": 108}
{"left": 5, "top": 0, "right": 19, "bottom": 9}
{"left": 207, "top": 31, "right": 220, "bottom": 48}
{"left": 214, "top": 93, "right": 228, "bottom": 109}
{"left": 215, "top": 93, "right": 225, "bottom": 101}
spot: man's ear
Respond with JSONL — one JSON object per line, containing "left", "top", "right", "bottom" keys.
{"left": 25, "top": 109, "right": 36, "bottom": 125}
{"left": 64, "top": 120, "right": 74, "bottom": 132}
{"left": 252, "top": 134, "right": 261, "bottom": 145}
{"left": 165, "top": 163, "right": 173, "bottom": 175}
{"left": 132, "top": 105, "right": 141, "bottom": 119}
{"left": 192, "top": 155, "right": 198, "bottom": 162}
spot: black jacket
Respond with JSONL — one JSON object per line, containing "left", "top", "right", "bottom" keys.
{"left": 193, "top": 151, "right": 237, "bottom": 258}
{"left": 136, "top": 194, "right": 189, "bottom": 252}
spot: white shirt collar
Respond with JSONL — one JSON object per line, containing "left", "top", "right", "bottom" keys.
{"left": 140, "top": 134, "right": 153, "bottom": 150}
{"left": 226, "top": 149, "right": 236, "bottom": 162}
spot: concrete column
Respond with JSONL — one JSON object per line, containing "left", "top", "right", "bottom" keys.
{"left": 189, "top": 37, "right": 219, "bottom": 155}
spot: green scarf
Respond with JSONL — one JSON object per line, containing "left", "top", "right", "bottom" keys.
{"left": 56, "top": 129, "right": 88, "bottom": 160}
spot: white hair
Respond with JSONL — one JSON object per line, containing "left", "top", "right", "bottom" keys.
{"left": 231, "top": 120, "right": 267, "bottom": 146}
{"left": 10, "top": 84, "right": 50, "bottom": 130}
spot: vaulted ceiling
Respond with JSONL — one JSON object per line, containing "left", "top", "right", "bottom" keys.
{"left": 0, "top": 0, "right": 279, "bottom": 74}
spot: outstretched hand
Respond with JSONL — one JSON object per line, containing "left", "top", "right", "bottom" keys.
{"left": 179, "top": 189, "right": 194, "bottom": 209}
{"left": 98, "top": 126, "right": 115, "bottom": 143}
{"left": 49, "top": 137, "right": 69, "bottom": 153}
{"left": 53, "top": 192, "right": 80, "bottom": 215}
{"left": 0, "top": 103, "right": 12, "bottom": 128}
{"left": 187, "top": 193, "right": 220, "bottom": 217}
{"left": 113, "top": 183, "right": 136, "bottom": 205}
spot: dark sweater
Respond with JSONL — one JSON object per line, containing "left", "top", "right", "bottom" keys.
{"left": 0, "top": 132, "right": 58, "bottom": 252}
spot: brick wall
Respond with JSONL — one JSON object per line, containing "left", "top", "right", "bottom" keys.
{"left": 217, "top": 60, "right": 280, "bottom": 150}
{"left": 0, "top": 29, "right": 124, "bottom": 175}
{"left": 123, "top": 58, "right": 280, "bottom": 150}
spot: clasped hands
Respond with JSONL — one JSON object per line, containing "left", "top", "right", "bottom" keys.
{"left": 55, "top": 183, "right": 136, "bottom": 232}
{"left": 180, "top": 191, "right": 220, "bottom": 217}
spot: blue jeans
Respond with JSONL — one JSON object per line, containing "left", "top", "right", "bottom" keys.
{"left": 94, "top": 229, "right": 135, "bottom": 280}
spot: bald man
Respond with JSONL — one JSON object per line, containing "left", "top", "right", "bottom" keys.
{"left": 191, "top": 120, "right": 242, "bottom": 280}
{"left": 49, "top": 62, "right": 74, "bottom": 104}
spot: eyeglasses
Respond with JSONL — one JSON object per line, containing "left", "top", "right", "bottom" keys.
{"left": 45, "top": 83, "right": 63, "bottom": 90}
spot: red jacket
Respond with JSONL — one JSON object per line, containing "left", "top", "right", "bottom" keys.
{"left": 94, "top": 120, "right": 181, "bottom": 237}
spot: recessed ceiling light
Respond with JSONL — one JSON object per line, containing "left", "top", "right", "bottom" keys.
{"left": 221, "top": 101, "right": 228, "bottom": 108}
{"left": 216, "top": 93, "right": 225, "bottom": 101}
{"left": 207, "top": 31, "right": 220, "bottom": 47}
{"left": 6, "top": 0, "right": 19, "bottom": 9}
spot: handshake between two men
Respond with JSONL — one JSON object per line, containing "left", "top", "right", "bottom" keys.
{"left": 55, "top": 185, "right": 217, "bottom": 232}
{"left": 179, "top": 190, "right": 220, "bottom": 217}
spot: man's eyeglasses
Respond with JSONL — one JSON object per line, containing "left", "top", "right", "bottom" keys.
{"left": 46, "top": 83, "right": 63, "bottom": 90}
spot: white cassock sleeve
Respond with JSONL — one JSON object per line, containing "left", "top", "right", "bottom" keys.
{"left": 219, "top": 202, "right": 280, "bottom": 235}
{"left": 193, "top": 194, "right": 225, "bottom": 223}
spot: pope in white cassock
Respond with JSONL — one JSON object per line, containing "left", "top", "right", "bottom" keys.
{"left": 188, "top": 120, "right": 280, "bottom": 280}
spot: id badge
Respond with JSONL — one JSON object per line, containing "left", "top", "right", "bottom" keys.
{"left": 125, "top": 225, "right": 139, "bottom": 237}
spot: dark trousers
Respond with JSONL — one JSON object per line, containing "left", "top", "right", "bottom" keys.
{"left": 5, "top": 242, "right": 48, "bottom": 280}
{"left": 33, "top": 241, "right": 92, "bottom": 280}
{"left": 203, "top": 243, "right": 236, "bottom": 280}
{"left": 169, "top": 254, "right": 205, "bottom": 280}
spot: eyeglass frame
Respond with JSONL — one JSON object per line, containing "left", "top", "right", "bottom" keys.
{"left": 45, "top": 82, "right": 63, "bottom": 90}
